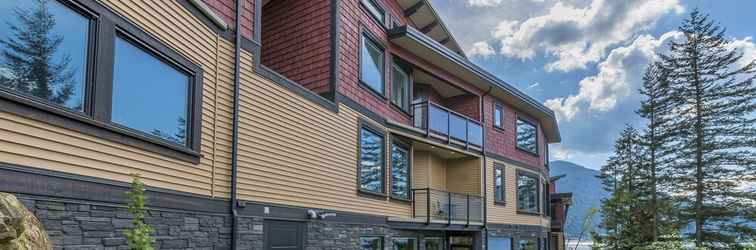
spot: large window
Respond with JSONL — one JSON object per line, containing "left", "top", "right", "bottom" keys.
{"left": 360, "top": 33, "right": 385, "bottom": 96}
{"left": 0, "top": 0, "right": 89, "bottom": 111}
{"left": 494, "top": 165, "right": 505, "bottom": 204}
{"left": 359, "top": 125, "right": 385, "bottom": 194}
{"left": 516, "top": 118, "right": 538, "bottom": 155}
{"left": 391, "top": 63, "right": 410, "bottom": 111}
{"left": 0, "top": 0, "right": 202, "bottom": 160}
{"left": 489, "top": 237, "right": 513, "bottom": 250}
{"left": 393, "top": 237, "right": 417, "bottom": 250}
{"left": 517, "top": 172, "right": 540, "bottom": 214}
{"left": 493, "top": 103, "right": 504, "bottom": 129}
{"left": 391, "top": 142, "right": 410, "bottom": 200}
{"left": 361, "top": 236, "right": 383, "bottom": 250}
{"left": 112, "top": 37, "right": 189, "bottom": 145}
{"left": 518, "top": 238, "right": 539, "bottom": 250}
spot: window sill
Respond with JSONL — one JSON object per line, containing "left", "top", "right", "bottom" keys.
{"left": 515, "top": 145, "right": 540, "bottom": 157}
{"left": 389, "top": 195, "right": 411, "bottom": 204}
{"left": 358, "top": 80, "right": 388, "bottom": 101}
{"left": 516, "top": 210, "right": 542, "bottom": 216}
{"left": 0, "top": 92, "right": 201, "bottom": 164}
{"left": 358, "top": 189, "right": 387, "bottom": 200}
{"left": 493, "top": 126, "right": 505, "bottom": 133}
{"left": 494, "top": 201, "right": 507, "bottom": 206}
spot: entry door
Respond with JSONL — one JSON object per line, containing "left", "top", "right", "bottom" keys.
{"left": 264, "top": 220, "right": 305, "bottom": 250}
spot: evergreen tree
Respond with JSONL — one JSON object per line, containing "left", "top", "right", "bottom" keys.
{"left": 596, "top": 125, "right": 650, "bottom": 249}
{"left": 0, "top": 0, "right": 76, "bottom": 109}
{"left": 636, "top": 62, "right": 680, "bottom": 242}
{"left": 660, "top": 8, "right": 756, "bottom": 248}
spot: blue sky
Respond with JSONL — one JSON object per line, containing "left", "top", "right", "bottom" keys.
{"left": 433, "top": 0, "right": 756, "bottom": 169}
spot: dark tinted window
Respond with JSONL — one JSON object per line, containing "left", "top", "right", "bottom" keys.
{"left": 0, "top": 0, "right": 89, "bottom": 111}
{"left": 516, "top": 118, "right": 538, "bottom": 154}
{"left": 391, "top": 64, "right": 409, "bottom": 111}
{"left": 391, "top": 143, "right": 409, "bottom": 199}
{"left": 393, "top": 238, "right": 417, "bottom": 250}
{"left": 359, "top": 127, "right": 384, "bottom": 193}
{"left": 360, "top": 34, "right": 384, "bottom": 95}
{"left": 518, "top": 238, "right": 538, "bottom": 250}
{"left": 360, "top": 236, "right": 383, "bottom": 250}
{"left": 111, "top": 37, "right": 189, "bottom": 145}
{"left": 517, "top": 173, "right": 539, "bottom": 213}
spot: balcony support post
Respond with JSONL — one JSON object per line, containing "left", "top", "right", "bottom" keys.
{"left": 412, "top": 189, "right": 416, "bottom": 218}
{"left": 466, "top": 194, "right": 470, "bottom": 227}
{"left": 426, "top": 188, "right": 431, "bottom": 225}
{"left": 447, "top": 193, "right": 452, "bottom": 225}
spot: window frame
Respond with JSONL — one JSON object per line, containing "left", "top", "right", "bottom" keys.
{"left": 360, "top": 235, "right": 384, "bottom": 250}
{"left": 390, "top": 57, "right": 412, "bottom": 114}
{"left": 515, "top": 116, "right": 539, "bottom": 156}
{"left": 392, "top": 237, "right": 418, "bottom": 250}
{"left": 516, "top": 170, "right": 541, "bottom": 215}
{"left": 390, "top": 138, "right": 411, "bottom": 201}
{"left": 357, "top": 120, "right": 387, "bottom": 197}
{"left": 494, "top": 164, "right": 506, "bottom": 205}
{"left": 359, "top": 0, "right": 386, "bottom": 27}
{"left": 358, "top": 29, "right": 387, "bottom": 99}
{"left": 0, "top": 0, "right": 203, "bottom": 163}
{"left": 488, "top": 236, "right": 514, "bottom": 250}
{"left": 493, "top": 103, "right": 504, "bottom": 131}
{"left": 424, "top": 237, "right": 444, "bottom": 250}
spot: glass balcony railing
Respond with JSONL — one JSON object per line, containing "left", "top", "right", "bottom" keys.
{"left": 412, "top": 100, "right": 483, "bottom": 147}
{"left": 411, "top": 188, "right": 483, "bottom": 225}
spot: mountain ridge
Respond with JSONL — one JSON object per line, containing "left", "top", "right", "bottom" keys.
{"left": 550, "top": 160, "right": 607, "bottom": 239}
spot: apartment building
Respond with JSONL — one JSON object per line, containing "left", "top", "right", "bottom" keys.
{"left": 0, "top": 0, "right": 560, "bottom": 249}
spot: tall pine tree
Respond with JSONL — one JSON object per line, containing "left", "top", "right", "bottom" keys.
{"left": 636, "top": 61, "right": 680, "bottom": 242}
{"left": 0, "top": 0, "right": 77, "bottom": 109}
{"left": 660, "top": 8, "right": 756, "bottom": 248}
{"left": 596, "top": 125, "right": 651, "bottom": 249}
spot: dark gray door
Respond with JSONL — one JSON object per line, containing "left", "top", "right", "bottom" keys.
{"left": 264, "top": 220, "right": 305, "bottom": 250}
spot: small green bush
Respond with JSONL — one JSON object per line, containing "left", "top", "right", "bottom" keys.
{"left": 125, "top": 174, "right": 155, "bottom": 250}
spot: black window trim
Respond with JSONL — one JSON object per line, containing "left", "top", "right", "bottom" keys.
{"left": 357, "top": 119, "right": 387, "bottom": 198}
{"left": 389, "top": 56, "right": 413, "bottom": 115}
{"left": 493, "top": 102, "right": 505, "bottom": 131}
{"left": 360, "top": 235, "right": 385, "bottom": 250}
{"left": 515, "top": 115, "right": 539, "bottom": 157}
{"left": 392, "top": 236, "right": 419, "bottom": 249}
{"left": 493, "top": 163, "right": 506, "bottom": 205}
{"left": 358, "top": 27, "right": 387, "bottom": 100}
{"left": 516, "top": 169, "right": 541, "bottom": 216}
{"left": 389, "top": 137, "right": 412, "bottom": 202}
{"left": 359, "top": 0, "right": 388, "bottom": 29}
{"left": 0, "top": 0, "right": 203, "bottom": 164}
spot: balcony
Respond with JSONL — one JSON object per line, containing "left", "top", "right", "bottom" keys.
{"left": 412, "top": 100, "right": 483, "bottom": 148}
{"left": 411, "top": 188, "right": 483, "bottom": 225}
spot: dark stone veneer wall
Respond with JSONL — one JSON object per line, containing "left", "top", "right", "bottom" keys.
{"left": 14, "top": 193, "right": 476, "bottom": 250}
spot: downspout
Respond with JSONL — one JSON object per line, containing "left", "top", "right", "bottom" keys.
{"left": 230, "top": 0, "right": 242, "bottom": 249}
{"left": 480, "top": 86, "right": 493, "bottom": 249}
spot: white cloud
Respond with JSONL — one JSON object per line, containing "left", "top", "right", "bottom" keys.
{"left": 494, "top": 0, "right": 684, "bottom": 72}
{"left": 468, "top": 41, "right": 495, "bottom": 58}
{"left": 466, "top": 0, "right": 503, "bottom": 7}
{"left": 728, "top": 37, "right": 756, "bottom": 68}
{"left": 545, "top": 31, "right": 684, "bottom": 121}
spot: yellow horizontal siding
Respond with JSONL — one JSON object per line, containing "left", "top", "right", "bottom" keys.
{"left": 486, "top": 159, "right": 550, "bottom": 227}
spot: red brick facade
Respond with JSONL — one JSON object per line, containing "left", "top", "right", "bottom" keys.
{"left": 260, "top": 0, "right": 332, "bottom": 95}
{"left": 202, "top": 0, "right": 254, "bottom": 39}
{"left": 483, "top": 95, "right": 547, "bottom": 168}
{"left": 200, "top": 0, "right": 549, "bottom": 171}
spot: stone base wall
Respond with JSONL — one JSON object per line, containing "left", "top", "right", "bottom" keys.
{"left": 15, "top": 194, "right": 250, "bottom": 250}
{"left": 16, "top": 193, "right": 488, "bottom": 250}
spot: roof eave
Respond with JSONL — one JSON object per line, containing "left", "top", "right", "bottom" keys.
{"left": 389, "top": 26, "right": 561, "bottom": 143}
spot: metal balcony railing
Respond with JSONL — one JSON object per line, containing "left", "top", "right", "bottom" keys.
{"left": 411, "top": 188, "right": 483, "bottom": 225}
{"left": 412, "top": 100, "right": 483, "bottom": 148}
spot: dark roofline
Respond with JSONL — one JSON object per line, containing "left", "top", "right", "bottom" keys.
{"left": 389, "top": 26, "right": 561, "bottom": 142}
